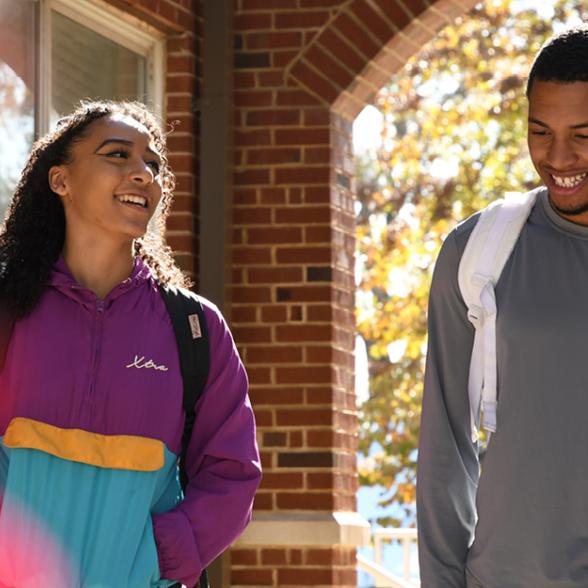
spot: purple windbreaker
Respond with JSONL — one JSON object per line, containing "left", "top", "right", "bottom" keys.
{"left": 0, "top": 256, "right": 261, "bottom": 586}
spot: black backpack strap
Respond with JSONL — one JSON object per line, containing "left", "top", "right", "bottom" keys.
{"left": 0, "top": 308, "right": 15, "bottom": 374}
{"left": 157, "top": 285, "right": 211, "bottom": 588}
{"left": 157, "top": 284, "right": 210, "bottom": 485}
{"left": 197, "top": 570, "right": 210, "bottom": 588}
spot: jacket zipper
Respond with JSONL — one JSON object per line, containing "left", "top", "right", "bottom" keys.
{"left": 88, "top": 299, "right": 105, "bottom": 422}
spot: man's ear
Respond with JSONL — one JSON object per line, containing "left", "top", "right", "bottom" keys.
{"left": 48, "top": 165, "right": 68, "bottom": 197}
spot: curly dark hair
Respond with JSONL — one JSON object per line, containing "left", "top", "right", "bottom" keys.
{"left": 527, "top": 25, "right": 588, "bottom": 96}
{"left": 0, "top": 100, "right": 191, "bottom": 318}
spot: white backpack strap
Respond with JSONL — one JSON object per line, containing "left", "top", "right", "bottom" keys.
{"left": 458, "top": 188, "right": 540, "bottom": 442}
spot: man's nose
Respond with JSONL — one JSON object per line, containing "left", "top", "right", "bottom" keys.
{"left": 547, "top": 137, "right": 578, "bottom": 169}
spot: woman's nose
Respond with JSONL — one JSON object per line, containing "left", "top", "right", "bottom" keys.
{"left": 130, "top": 160, "right": 155, "bottom": 183}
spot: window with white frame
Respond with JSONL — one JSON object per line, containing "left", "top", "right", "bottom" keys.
{"left": 0, "top": 0, "right": 164, "bottom": 216}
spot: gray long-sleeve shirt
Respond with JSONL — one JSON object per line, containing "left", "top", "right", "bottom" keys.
{"left": 417, "top": 188, "right": 588, "bottom": 588}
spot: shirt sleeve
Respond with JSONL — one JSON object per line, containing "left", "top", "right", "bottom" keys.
{"left": 416, "top": 228, "right": 480, "bottom": 587}
{"left": 152, "top": 301, "right": 262, "bottom": 586}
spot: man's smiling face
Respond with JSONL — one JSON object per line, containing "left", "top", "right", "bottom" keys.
{"left": 528, "top": 80, "right": 588, "bottom": 225}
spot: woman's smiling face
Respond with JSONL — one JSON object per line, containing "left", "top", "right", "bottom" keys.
{"left": 48, "top": 114, "right": 163, "bottom": 244}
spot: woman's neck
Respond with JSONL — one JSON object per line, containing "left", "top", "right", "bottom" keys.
{"left": 62, "top": 240, "right": 135, "bottom": 300}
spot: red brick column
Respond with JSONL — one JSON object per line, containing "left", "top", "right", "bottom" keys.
{"left": 230, "top": 2, "right": 366, "bottom": 587}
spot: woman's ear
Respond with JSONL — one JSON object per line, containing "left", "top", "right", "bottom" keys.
{"left": 48, "top": 166, "right": 68, "bottom": 197}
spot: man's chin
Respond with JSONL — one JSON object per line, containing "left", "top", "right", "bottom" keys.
{"left": 548, "top": 194, "right": 588, "bottom": 218}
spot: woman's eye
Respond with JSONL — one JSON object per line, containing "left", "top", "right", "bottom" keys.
{"left": 530, "top": 130, "right": 547, "bottom": 136}
{"left": 106, "top": 149, "right": 130, "bottom": 158}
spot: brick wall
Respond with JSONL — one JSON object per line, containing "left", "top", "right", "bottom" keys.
{"left": 231, "top": 547, "right": 357, "bottom": 587}
{"left": 231, "top": 3, "right": 360, "bottom": 584}
{"left": 165, "top": 0, "right": 202, "bottom": 278}
{"left": 232, "top": 0, "right": 353, "bottom": 505}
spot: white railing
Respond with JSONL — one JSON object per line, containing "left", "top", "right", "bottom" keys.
{"left": 357, "top": 527, "right": 420, "bottom": 588}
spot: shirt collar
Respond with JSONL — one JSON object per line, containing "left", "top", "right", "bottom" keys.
{"left": 540, "top": 188, "right": 588, "bottom": 239}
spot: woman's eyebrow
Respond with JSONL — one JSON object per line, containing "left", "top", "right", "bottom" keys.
{"left": 94, "top": 138, "right": 159, "bottom": 157}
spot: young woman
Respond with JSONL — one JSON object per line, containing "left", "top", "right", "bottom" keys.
{"left": 0, "top": 101, "right": 261, "bottom": 587}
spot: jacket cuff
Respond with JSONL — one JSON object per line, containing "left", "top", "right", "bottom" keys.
{"left": 152, "top": 510, "right": 202, "bottom": 586}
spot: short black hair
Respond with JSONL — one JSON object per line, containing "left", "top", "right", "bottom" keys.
{"left": 526, "top": 25, "right": 588, "bottom": 97}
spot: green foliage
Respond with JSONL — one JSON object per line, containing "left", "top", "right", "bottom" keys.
{"left": 356, "top": 0, "right": 586, "bottom": 526}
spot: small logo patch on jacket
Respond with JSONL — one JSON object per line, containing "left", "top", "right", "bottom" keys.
{"left": 126, "top": 355, "right": 169, "bottom": 372}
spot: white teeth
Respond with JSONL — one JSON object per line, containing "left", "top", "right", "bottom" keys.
{"left": 551, "top": 173, "right": 587, "bottom": 188}
{"left": 117, "top": 194, "right": 147, "bottom": 207}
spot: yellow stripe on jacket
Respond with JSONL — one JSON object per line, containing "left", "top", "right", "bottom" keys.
{"left": 4, "top": 417, "right": 164, "bottom": 471}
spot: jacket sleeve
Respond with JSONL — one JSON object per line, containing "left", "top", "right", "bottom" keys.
{"left": 152, "top": 301, "right": 262, "bottom": 586}
{"left": 416, "top": 229, "right": 480, "bottom": 587}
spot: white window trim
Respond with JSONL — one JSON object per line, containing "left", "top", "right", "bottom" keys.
{"left": 36, "top": 0, "right": 165, "bottom": 135}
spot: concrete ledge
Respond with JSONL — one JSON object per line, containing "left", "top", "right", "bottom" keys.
{"left": 235, "top": 511, "right": 371, "bottom": 547}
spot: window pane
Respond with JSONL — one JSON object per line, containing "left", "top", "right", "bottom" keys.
{"left": 0, "top": 0, "right": 35, "bottom": 219}
{"left": 51, "top": 11, "right": 147, "bottom": 123}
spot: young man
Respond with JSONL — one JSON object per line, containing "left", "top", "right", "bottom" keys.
{"left": 417, "top": 26, "right": 588, "bottom": 588}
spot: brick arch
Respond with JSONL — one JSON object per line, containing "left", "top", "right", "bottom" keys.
{"left": 287, "top": 0, "right": 479, "bottom": 118}
{"left": 230, "top": 1, "right": 478, "bottom": 586}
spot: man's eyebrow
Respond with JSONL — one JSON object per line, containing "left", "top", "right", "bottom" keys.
{"left": 528, "top": 117, "right": 588, "bottom": 129}
{"left": 94, "top": 138, "right": 159, "bottom": 157}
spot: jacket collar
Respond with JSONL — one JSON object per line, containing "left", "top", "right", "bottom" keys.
{"left": 49, "top": 255, "right": 152, "bottom": 309}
